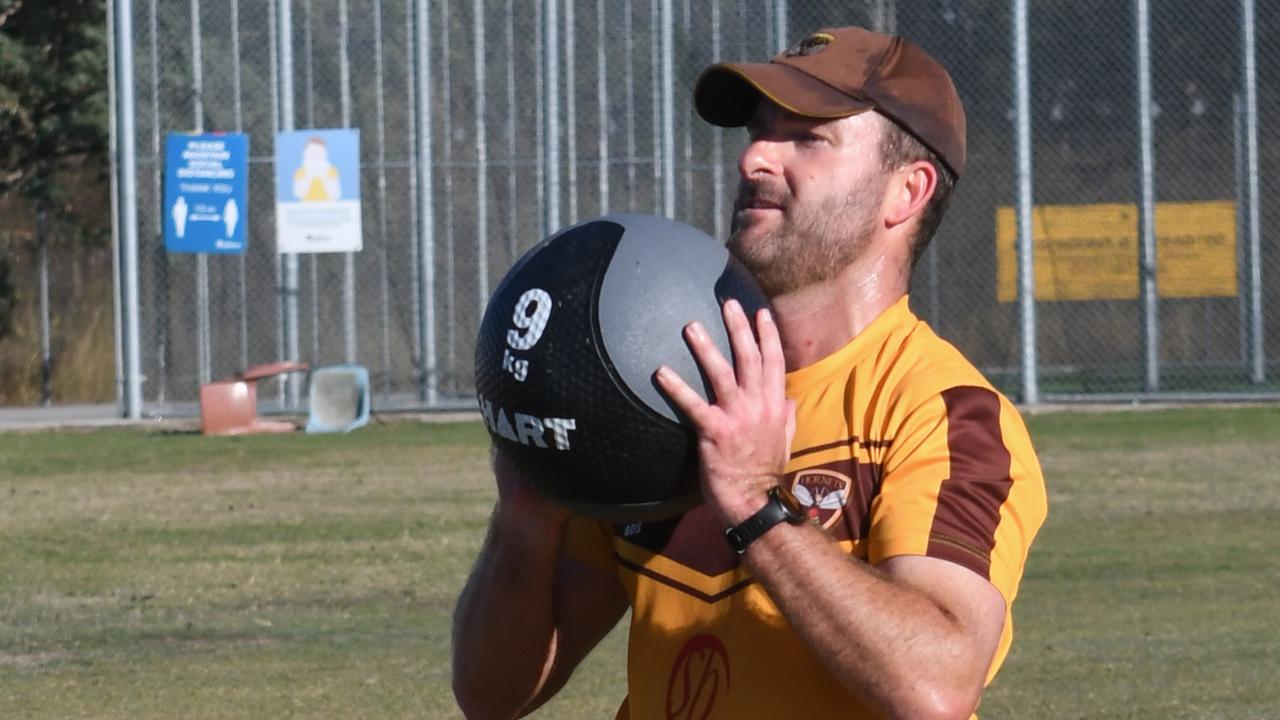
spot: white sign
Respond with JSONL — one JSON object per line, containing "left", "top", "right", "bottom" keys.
{"left": 275, "top": 129, "right": 362, "bottom": 254}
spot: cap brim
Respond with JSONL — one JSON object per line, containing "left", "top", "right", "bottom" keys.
{"left": 694, "top": 62, "right": 873, "bottom": 127}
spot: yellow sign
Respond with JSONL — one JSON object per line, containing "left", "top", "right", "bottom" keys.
{"left": 996, "top": 201, "right": 1237, "bottom": 301}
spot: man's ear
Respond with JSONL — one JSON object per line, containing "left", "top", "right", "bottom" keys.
{"left": 884, "top": 160, "right": 937, "bottom": 228}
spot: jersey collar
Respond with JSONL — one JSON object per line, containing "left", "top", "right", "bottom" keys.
{"left": 784, "top": 294, "right": 915, "bottom": 396}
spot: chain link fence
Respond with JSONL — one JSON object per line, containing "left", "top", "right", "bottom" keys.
{"left": 98, "top": 0, "right": 1280, "bottom": 415}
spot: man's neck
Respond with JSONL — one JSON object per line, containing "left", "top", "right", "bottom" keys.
{"left": 769, "top": 250, "right": 908, "bottom": 372}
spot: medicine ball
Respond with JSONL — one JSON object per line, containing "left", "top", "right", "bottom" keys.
{"left": 474, "top": 213, "right": 769, "bottom": 522}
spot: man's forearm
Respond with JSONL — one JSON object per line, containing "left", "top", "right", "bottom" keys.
{"left": 451, "top": 510, "right": 567, "bottom": 719}
{"left": 742, "top": 522, "right": 993, "bottom": 720}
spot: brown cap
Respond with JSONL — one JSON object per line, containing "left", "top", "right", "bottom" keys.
{"left": 694, "top": 26, "right": 966, "bottom": 176}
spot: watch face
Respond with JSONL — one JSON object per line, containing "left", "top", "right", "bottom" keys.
{"left": 772, "top": 485, "right": 805, "bottom": 521}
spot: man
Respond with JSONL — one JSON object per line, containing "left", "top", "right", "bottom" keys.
{"left": 453, "top": 26, "right": 1047, "bottom": 720}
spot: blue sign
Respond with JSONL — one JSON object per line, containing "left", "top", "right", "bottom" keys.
{"left": 164, "top": 132, "right": 249, "bottom": 254}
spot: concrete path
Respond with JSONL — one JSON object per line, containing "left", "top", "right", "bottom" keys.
{"left": 0, "top": 404, "right": 134, "bottom": 431}
{"left": 0, "top": 403, "right": 480, "bottom": 432}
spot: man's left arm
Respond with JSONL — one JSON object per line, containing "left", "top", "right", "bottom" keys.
{"left": 656, "top": 299, "right": 1013, "bottom": 720}
{"left": 734, "top": 514, "right": 1006, "bottom": 720}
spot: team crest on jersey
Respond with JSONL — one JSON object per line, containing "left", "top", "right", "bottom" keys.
{"left": 791, "top": 468, "right": 852, "bottom": 529}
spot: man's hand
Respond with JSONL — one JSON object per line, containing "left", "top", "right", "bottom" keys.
{"left": 453, "top": 448, "right": 624, "bottom": 718}
{"left": 655, "top": 299, "right": 796, "bottom": 527}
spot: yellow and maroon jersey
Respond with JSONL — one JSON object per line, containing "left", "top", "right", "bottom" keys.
{"left": 565, "top": 295, "right": 1047, "bottom": 719}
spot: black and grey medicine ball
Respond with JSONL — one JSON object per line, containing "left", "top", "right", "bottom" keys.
{"left": 474, "top": 213, "right": 769, "bottom": 522}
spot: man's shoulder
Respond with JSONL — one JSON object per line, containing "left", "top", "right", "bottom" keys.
{"left": 880, "top": 314, "right": 1000, "bottom": 403}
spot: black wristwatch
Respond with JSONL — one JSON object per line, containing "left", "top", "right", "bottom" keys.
{"left": 723, "top": 485, "right": 806, "bottom": 555}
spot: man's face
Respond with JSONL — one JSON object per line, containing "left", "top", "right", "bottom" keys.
{"left": 727, "top": 103, "right": 890, "bottom": 297}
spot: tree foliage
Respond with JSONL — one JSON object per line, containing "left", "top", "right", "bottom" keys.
{"left": 0, "top": 0, "right": 108, "bottom": 342}
{"left": 0, "top": 0, "right": 108, "bottom": 207}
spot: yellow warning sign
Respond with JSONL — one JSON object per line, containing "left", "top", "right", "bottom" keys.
{"left": 996, "top": 201, "right": 1237, "bottom": 301}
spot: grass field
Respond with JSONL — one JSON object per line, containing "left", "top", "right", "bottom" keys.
{"left": 1, "top": 406, "right": 1278, "bottom": 719}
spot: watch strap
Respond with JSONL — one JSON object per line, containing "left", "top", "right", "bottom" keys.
{"left": 724, "top": 487, "right": 802, "bottom": 555}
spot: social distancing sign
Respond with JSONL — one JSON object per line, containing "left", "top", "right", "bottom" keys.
{"left": 164, "top": 132, "right": 249, "bottom": 254}
{"left": 996, "top": 201, "right": 1237, "bottom": 302}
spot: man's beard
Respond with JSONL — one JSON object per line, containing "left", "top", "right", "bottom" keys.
{"left": 727, "top": 179, "right": 883, "bottom": 297}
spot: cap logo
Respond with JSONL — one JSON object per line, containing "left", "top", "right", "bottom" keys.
{"left": 784, "top": 32, "right": 834, "bottom": 58}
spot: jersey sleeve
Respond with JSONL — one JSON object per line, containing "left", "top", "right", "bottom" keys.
{"left": 562, "top": 514, "right": 619, "bottom": 574}
{"left": 868, "top": 385, "right": 1047, "bottom": 607}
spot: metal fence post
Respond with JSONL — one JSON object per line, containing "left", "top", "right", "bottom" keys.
{"left": 535, "top": 0, "right": 546, "bottom": 228}
{"left": 474, "top": 0, "right": 490, "bottom": 313}
{"left": 339, "top": 0, "right": 357, "bottom": 364}
{"left": 1135, "top": 0, "right": 1159, "bottom": 393}
{"left": 404, "top": 0, "right": 422, "bottom": 398}
{"left": 1234, "top": 94, "right": 1249, "bottom": 371}
{"left": 147, "top": 0, "right": 169, "bottom": 403}
{"left": 413, "top": 0, "right": 438, "bottom": 404}
{"left": 278, "top": 0, "right": 302, "bottom": 407}
{"left": 231, "top": 0, "right": 248, "bottom": 371}
{"left": 659, "top": 0, "right": 675, "bottom": 218}
{"left": 37, "top": 209, "right": 51, "bottom": 405}
{"left": 596, "top": 0, "right": 610, "bottom": 215}
{"left": 302, "top": 0, "right": 319, "bottom": 368}
{"left": 440, "top": 0, "right": 457, "bottom": 393}
{"left": 710, "top": 0, "right": 725, "bottom": 242}
{"left": 505, "top": 0, "right": 519, "bottom": 257}
{"left": 649, "top": 0, "right": 659, "bottom": 214}
{"left": 543, "top": 0, "right": 561, "bottom": 235}
{"left": 623, "top": 0, "right": 636, "bottom": 211}
{"left": 113, "top": 0, "right": 143, "bottom": 419}
{"left": 267, "top": 0, "right": 283, "bottom": 403}
{"left": 1242, "top": 0, "right": 1264, "bottom": 384}
{"left": 191, "top": 0, "right": 213, "bottom": 388}
{"left": 1013, "top": 0, "right": 1039, "bottom": 405}
{"left": 565, "top": 0, "right": 578, "bottom": 222}
{"left": 680, "top": 0, "right": 691, "bottom": 221}
{"left": 373, "top": 0, "right": 391, "bottom": 392}
{"left": 106, "top": 0, "right": 125, "bottom": 410}
{"left": 774, "top": 0, "right": 787, "bottom": 49}
{"left": 873, "top": 0, "right": 897, "bottom": 34}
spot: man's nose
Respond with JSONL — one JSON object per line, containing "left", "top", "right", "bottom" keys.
{"left": 737, "top": 138, "right": 784, "bottom": 181}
